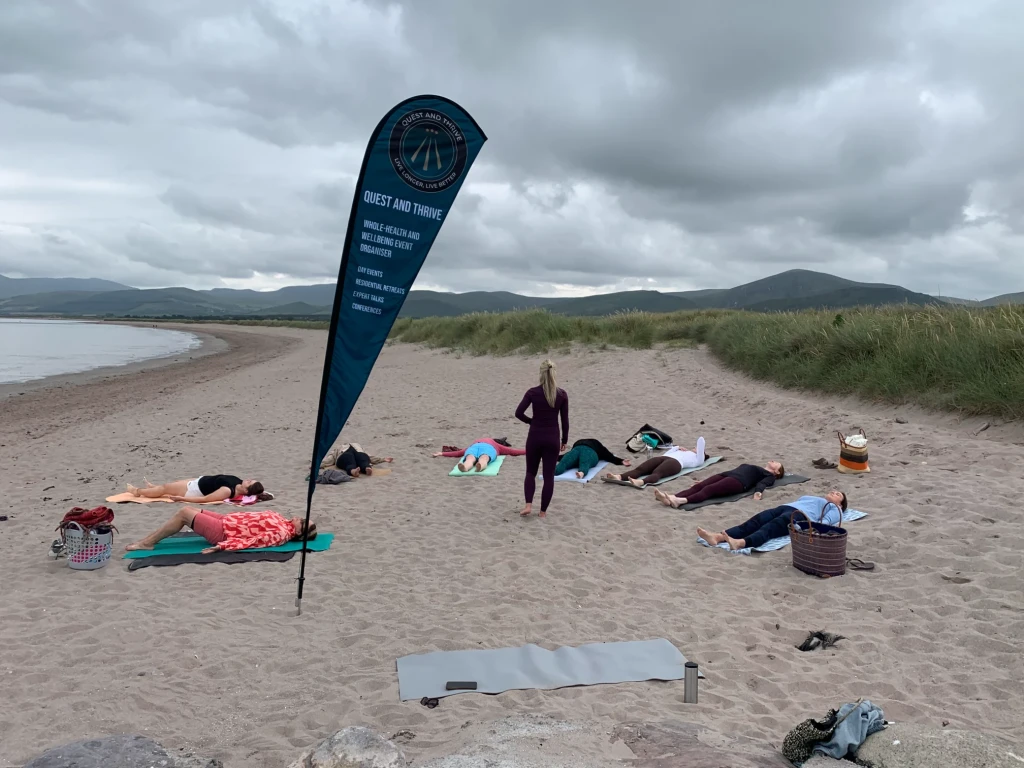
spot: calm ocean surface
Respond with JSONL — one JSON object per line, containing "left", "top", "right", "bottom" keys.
{"left": 0, "top": 319, "right": 201, "bottom": 385}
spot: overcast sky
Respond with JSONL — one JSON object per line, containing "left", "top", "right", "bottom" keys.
{"left": 1, "top": 0, "right": 1023, "bottom": 299}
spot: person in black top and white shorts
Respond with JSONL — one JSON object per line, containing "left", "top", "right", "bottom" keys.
{"left": 125, "top": 474, "right": 269, "bottom": 503}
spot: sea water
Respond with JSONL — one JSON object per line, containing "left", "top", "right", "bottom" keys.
{"left": 0, "top": 319, "right": 201, "bottom": 385}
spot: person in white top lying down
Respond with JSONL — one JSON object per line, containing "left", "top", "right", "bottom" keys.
{"left": 604, "top": 437, "right": 706, "bottom": 487}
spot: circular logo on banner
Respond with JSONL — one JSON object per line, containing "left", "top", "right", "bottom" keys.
{"left": 389, "top": 109, "right": 468, "bottom": 193}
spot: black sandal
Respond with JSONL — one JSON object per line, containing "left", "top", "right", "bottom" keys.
{"left": 846, "top": 558, "right": 875, "bottom": 571}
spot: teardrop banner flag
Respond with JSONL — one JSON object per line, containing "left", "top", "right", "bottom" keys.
{"left": 297, "top": 96, "right": 487, "bottom": 613}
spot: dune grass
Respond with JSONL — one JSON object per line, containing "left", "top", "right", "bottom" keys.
{"left": 389, "top": 305, "right": 1024, "bottom": 419}
{"left": 149, "top": 304, "right": 1024, "bottom": 418}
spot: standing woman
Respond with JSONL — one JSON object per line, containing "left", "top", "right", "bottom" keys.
{"left": 515, "top": 359, "right": 569, "bottom": 518}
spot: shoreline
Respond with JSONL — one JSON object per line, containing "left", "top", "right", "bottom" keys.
{"left": 0, "top": 323, "right": 226, "bottom": 402}
{"left": 0, "top": 323, "right": 301, "bottom": 442}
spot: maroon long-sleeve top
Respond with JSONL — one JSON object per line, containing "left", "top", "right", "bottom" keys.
{"left": 515, "top": 386, "right": 569, "bottom": 444}
{"left": 437, "top": 438, "right": 528, "bottom": 458}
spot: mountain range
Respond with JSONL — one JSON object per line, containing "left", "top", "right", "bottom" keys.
{"left": 0, "top": 270, "right": 1018, "bottom": 319}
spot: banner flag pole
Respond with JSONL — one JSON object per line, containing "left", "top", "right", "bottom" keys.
{"left": 296, "top": 96, "right": 487, "bottom": 615}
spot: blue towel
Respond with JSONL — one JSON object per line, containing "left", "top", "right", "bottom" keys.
{"left": 812, "top": 700, "right": 886, "bottom": 761}
{"left": 696, "top": 510, "right": 868, "bottom": 555}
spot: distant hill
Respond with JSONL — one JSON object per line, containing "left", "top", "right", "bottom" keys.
{"left": 668, "top": 288, "right": 728, "bottom": 302}
{"left": 685, "top": 270, "right": 861, "bottom": 309}
{"left": 209, "top": 283, "right": 338, "bottom": 309}
{"left": 253, "top": 302, "right": 331, "bottom": 316}
{"left": 980, "top": 292, "right": 1024, "bottom": 306}
{"left": 398, "top": 290, "right": 554, "bottom": 318}
{"left": 743, "top": 285, "right": 938, "bottom": 313}
{"left": 0, "top": 274, "right": 130, "bottom": 299}
{"left": 0, "top": 287, "right": 238, "bottom": 317}
{"left": 0, "top": 268, "right": 1003, "bottom": 318}
{"left": 545, "top": 290, "right": 695, "bottom": 316}
{"left": 935, "top": 296, "right": 980, "bottom": 305}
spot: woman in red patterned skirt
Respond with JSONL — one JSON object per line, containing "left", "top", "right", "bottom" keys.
{"left": 125, "top": 505, "right": 316, "bottom": 553}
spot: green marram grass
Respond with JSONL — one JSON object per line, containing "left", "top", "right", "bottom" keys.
{"left": 147, "top": 304, "right": 1024, "bottom": 419}
{"left": 391, "top": 305, "right": 1024, "bottom": 418}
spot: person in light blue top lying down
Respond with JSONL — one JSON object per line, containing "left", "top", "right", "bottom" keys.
{"left": 697, "top": 489, "right": 848, "bottom": 551}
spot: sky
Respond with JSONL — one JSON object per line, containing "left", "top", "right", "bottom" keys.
{"left": 1, "top": 0, "right": 1023, "bottom": 300}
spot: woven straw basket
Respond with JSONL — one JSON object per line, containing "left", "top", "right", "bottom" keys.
{"left": 790, "top": 508, "right": 847, "bottom": 578}
{"left": 837, "top": 429, "right": 869, "bottom": 474}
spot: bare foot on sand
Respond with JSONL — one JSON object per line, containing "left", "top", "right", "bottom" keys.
{"left": 520, "top": 504, "right": 532, "bottom": 517}
{"left": 628, "top": 477, "right": 646, "bottom": 488}
{"left": 538, "top": 510, "right": 547, "bottom": 518}
{"left": 605, "top": 472, "right": 622, "bottom": 481}
{"left": 365, "top": 467, "right": 373, "bottom": 476}
{"left": 697, "top": 527, "right": 726, "bottom": 546}
{"left": 125, "top": 542, "right": 153, "bottom": 551}
{"left": 726, "top": 535, "right": 747, "bottom": 550}
{"left": 653, "top": 489, "right": 675, "bottom": 507}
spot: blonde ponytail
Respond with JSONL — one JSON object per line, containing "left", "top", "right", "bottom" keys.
{"left": 539, "top": 359, "right": 557, "bottom": 408}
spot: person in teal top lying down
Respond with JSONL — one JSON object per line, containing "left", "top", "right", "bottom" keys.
{"left": 697, "top": 490, "right": 848, "bottom": 550}
{"left": 554, "top": 438, "right": 631, "bottom": 479}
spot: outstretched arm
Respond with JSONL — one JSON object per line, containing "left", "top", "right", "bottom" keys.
{"left": 498, "top": 445, "right": 528, "bottom": 456}
{"left": 433, "top": 448, "right": 464, "bottom": 458}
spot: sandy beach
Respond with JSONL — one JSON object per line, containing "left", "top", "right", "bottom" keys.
{"left": 1, "top": 323, "right": 1022, "bottom": 767}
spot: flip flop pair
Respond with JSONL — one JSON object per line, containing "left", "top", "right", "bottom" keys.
{"left": 846, "top": 558, "right": 876, "bottom": 571}
{"left": 812, "top": 458, "right": 838, "bottom": 469}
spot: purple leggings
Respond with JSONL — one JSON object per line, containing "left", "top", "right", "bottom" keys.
{"left": 674, "top": 473, "right": 745, "bottom": 502}
{"left": 524, "top": 430, "right": 559, "bottom": 512}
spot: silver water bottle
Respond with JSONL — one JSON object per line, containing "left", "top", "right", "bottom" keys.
{"left": 683, "top": 661, "right": 699, "bottom": 703}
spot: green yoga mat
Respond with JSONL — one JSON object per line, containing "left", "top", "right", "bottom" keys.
{"left": 449, "top": 455, "right": 504, "bottom": 477}
{"left": 123, "top": 533, "right": 334, "bottom": 559}
{"left": 602, "top": 456, "right": 723, "bottom": 487}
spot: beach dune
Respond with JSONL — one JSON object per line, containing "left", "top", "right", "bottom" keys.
{"left": 0, "top": 324, "right": 1021, "bottom": 767}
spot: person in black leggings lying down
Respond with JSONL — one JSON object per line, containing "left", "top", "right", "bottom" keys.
{"left": 653, "top": 461, "right": 784, "bottom": 508}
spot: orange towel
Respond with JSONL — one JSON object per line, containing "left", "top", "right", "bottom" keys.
{"left": 105, "top": 493, "right": 225, "bottom": 505}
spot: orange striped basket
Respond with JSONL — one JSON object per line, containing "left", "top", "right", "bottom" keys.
{"left": 836, "top": 429, "right": 869, "bottom": 474}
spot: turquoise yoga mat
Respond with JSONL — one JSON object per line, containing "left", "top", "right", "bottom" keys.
{"left": 123, "top": 533, "right": 334, "bottom": 559}
{"left": 449, "top": 455, "right": 504, "bottom": 477}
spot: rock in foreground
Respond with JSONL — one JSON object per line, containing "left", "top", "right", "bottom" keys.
{"left": 23, "top": 734, "right": 221, "bottom": 768}
{"left": 856, "top": 723, "right": 1023, "bottom": 768}
{"left": 286, "top": 726, "right": 406, "bottom": 768}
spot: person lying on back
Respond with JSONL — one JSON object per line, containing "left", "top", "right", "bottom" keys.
{"left": 432, "top": 437, "right": 526, "bottom": 472}
{"left": 126, "top": 475, "right": 270, "bottom": 504}
{"left": 697, "top": 490, "right": 847, "bottom": 551}
{"left": 556, "top": 438, "right": 632, "bottom": 479}
{"left": 125, "top": 505, "right": 317, "bottom": 553}
{"left": 654, "top": 461, "right": 784, "bottom": 509}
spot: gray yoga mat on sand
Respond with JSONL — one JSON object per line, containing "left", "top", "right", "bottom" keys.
{"left": 680, "top": 473, "right": 811, "bottom": 510}
{"left": 602, "top": 456, "right": 722, "bottom": 487}
{"left": 396, "top": 639, "right": 701, "bottom": 701}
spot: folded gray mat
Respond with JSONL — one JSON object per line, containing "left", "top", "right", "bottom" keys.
{"left": 680, "top": 473, "right": 810, "bottom": 510}
{"left": 396, "top": 638, "right": 701, "bottom": 701}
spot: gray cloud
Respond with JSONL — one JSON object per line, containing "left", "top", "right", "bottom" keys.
{"left": 1, "top": 0, "right": 1023, "bottom": 300}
